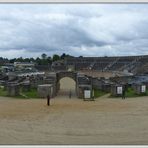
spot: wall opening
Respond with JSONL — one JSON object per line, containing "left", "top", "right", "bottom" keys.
{"left": 57, "top": 77, "right": 76, "bottom": 98}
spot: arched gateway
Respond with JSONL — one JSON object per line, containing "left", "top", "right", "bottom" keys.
{"left": 56, "top": 71, "right": 77, "bottom": 83}
{"left": 47, "top": 71, "right": 92, "bottom": 99}
{"left": 56, "top": 71, "right": 77, "bottom": 97}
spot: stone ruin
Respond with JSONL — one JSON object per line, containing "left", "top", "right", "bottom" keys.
{"left": 77, "top": 85, "right": 92, "bottom": 100}
{"left": 132, "top": 83, "right": 147, "bottom": 95}
{"left": 7, "top": 82, "right": 20, "bottom": 97}
{"left": 92, "top": 77, "right": 112, "bottom": 93}
{"left": 0, "top": 67, "right": 148, "bottom": 99}
{"left": 110, "top": 84, "right": 123, "bottom": 97}
{"left": 37, "top": 84, "right": 53, "bottom": 98}
{"left": 22, "top": 83, "right": 30, "bottom": 92}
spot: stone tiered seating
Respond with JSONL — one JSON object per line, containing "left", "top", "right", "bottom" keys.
{"left": 77, "top": 76, "right": 90, "bottom": 85}
{"left": 65, "top": 55, "right": 148, "bottom": 73}
{"left": 52, "top": 65, "right": 67, "bottom": 71}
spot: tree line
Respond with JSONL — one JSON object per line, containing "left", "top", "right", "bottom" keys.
{"left": 0, "top": 53, "right": 74, "bottom": 66}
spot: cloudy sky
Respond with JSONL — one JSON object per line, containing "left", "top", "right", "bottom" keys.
{"left": 0, "top": 4, "right": 148, "bottom": 58}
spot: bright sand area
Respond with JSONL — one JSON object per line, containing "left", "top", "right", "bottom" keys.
{"left": 0, "top": 77, "right": 148, "bottom": 144}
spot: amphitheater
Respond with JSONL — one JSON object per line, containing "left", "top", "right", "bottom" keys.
{"left": 0, "top": 55, "right": 148, "bottom": 144}
{"left": 53, "top": 55, "right": 148, "bottom": 74}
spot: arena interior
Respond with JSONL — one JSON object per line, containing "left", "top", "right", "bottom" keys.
{"left": 0, "top": 55, "right": 148, "bottom": 145}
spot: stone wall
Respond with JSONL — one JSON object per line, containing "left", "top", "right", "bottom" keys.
{"left": 7, "top": 83, "right": 20, "bottom": 96}
{"left": 77, "top": 85, "right": 91, "bottom": 99}
{"left": 37, "top": 84, "right": 53, "bottom": 98}
{"left": 111, "top": 84, "right": 123, "bottom": 97}
{"left": 132, "top": 83, "right": 146, "bottom": 95}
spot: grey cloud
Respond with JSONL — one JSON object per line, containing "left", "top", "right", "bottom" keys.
{"left": 0, "top": 4, "right": 148, "bottom": 58}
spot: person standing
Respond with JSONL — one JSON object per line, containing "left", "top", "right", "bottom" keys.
{"left": 69, "top": 90, "right": 72, "bottom": 99}
{"left": 122, "top": 85, "right": 126, "bottom": 99}
{"left": 47, "top": 94, "right": 50, "bottom": 106}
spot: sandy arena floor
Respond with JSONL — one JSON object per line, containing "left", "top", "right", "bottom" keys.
{"left": 0, "top": 78, "right": 148, "bottom": 145}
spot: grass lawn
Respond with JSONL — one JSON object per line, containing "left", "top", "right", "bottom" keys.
{"left": 21, "top": 88, "right": 39, "bottom": 99}
{"left": 0, "top": 86, "right": 7, "bottom": 97}
{"left": 93, "top": 89, "right": 108, "bottom": 98}
{"left": 0, "top": 86, "right": 39, "bottom": 99}
{"left": 126, "top": 87, "right": 148, "bottom": 97}
{"left": 110, "top": 87, "right": 148, "bottom": 98}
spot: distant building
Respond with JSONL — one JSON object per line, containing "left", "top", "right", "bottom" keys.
{"left": 14, "top": 62, "right": 35, "bottom": 68}
{"left": 0, "top": 66, "right": 14, "bottom": 73}
{"left": 51, "top": 60, "right": 66, "bottom": 71}
{"left": 0, "top": 63, "right": 14, "bottom": 73}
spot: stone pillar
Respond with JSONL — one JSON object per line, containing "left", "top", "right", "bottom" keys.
{"left": 132, "top": 83, "right": 146, "bottom": 95}
{"left": 7, "top": 83, "right": 20, "bottom": 96}
{"left": 37, "top": 84, "right": 53, "bottom": 98}
{"left": 22, "top": 83, "right": 30, "bottom": 92}
{"left": 77, "top": 87, "right": 84, "bottom": 99}
{"left": 30, "top": 77, "right": 38, "bottom": 89}
{"left": 111, "top": 84, "right": 123, "bottom": 97}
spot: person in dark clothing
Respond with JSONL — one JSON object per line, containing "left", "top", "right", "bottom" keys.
{"left": 47, "top": 94, "right": 50, "bottom": 106}
{"left": 69, "top": 90, "right": 72, "bottom": 99}
{"left": 122, "top": 85, "right": 126, "bottom": 99}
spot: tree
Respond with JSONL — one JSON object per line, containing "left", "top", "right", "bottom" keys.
{"left": 16, "top": 57, "right": 23, "bottom": 62}
{"left": 61, "top": 53, "right": 66, "bottom": 60}
{"left": 41, "top": 53, "right": 47, "bottom": 59}
{"left": 36, "top": 57, "right": 42, "bottom": 65}
{"left": 30, "top": 58, "right": 35, "bottom": 63}
{"left": 9, "top": 58, "right": 16, "bottom": 63}
{"left": 24, "top": 58, "right": 30, "bottom": 63}
{"left": 47, "top": 56, "right": 52, "bottom": 64}
{"left": 52, "top": 54, "right": 60, "bottom": 62}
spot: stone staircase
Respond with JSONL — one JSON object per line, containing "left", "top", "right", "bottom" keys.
{"left": 104, "top": 57, "right": 120, "bottom": 71}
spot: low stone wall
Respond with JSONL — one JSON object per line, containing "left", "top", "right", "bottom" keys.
{"left": 77, "top": 85, "right": 91, "bottom": 99}
{"left": 111, "top": 85, "right": 123, "bottom": 97}
{"left": 37, "top": 84, "right": 53, "bottom": 98}
{"left": 7, "top": 83, "right": 20, "bottom": 96}
{"left": 22, "top": 83, "right": 30, "bottom": 92}
{"left": 132, "top": 84, "right": 146, "bottom": 95}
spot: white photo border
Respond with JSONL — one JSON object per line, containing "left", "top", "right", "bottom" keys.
{"left": 0, "top": 1, "right": 147, "bottom": 148}
{"left": 0, "top": 0, "right": 148, "bottom": 3}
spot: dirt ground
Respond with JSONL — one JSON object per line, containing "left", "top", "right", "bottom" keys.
{"left": 0, "top": 78, "right": 148, "bottom": 145}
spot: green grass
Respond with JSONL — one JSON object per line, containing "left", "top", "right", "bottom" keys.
{"left": 93, "top": 89, "right": 107, "bottom": 98}
{"left": 21, "top": 88, "right": 39, "bottom": 99}
{"left": 124, "top": 87, "right": 148, "bottom": 98}
{"left": 0, "top": 87, "right": 25, "bottom": 98}
{"left": 0, "top": 86, "right": 7, "bottom": 97}
{"left": 125, "top": 87, "right": 137, "bottom": 97}
{"left": 0, "top": 86, "right": 39, "bottom": 99}
{"left": 110, "top": 87, "right": 148, "bottom": 98}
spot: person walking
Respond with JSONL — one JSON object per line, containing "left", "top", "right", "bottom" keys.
{"left": 47, "top": 94, "right": 51, "bottom": 106}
